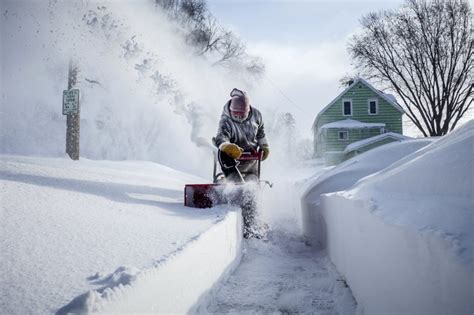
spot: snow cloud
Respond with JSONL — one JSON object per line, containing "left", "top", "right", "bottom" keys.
{"left": 0, "top": 0, "right": 254, "bottom": 177}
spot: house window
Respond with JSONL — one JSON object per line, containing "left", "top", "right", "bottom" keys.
{"left": 342, "top": 99, "right": 352, "bottom": 116}
{"left": 338, "top": 131, "right": 348, "bottom": 140}
{"left": 368, "top": 99, "right": 378, "bottom": 115}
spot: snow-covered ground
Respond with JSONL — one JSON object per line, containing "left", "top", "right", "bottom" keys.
{"left": 202, "top": 232, "right": 356, "bottom": 314}
{"left": 303, "top": 120, "right": 474, "bottom": 314}
{"left": 3, "top": 0, "right": 472, "bottom": 314}
{"left": 190, "top": 160, "right": 358, "bottom": 314}
{"left": 0, "top": 155, "right": 241, "bottom": 313}
{"left": 1, "top": 152, "right": 359, "bottom": 314}
{"left": 3, "top": 120, "right": 471, "bottom": 314}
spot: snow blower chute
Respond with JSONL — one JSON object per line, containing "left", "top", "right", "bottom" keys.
{"left": 184, "top": 150, "right": 270, "bottom": 208}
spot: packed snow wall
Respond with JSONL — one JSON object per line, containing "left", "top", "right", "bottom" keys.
{"left": 56, "top": 208, "right": 243, "bottom": 314}
{"left": 304, "top": 121, "right": 474, "bottom": 314}
{"left": 321, "top": 194, "right": 473, "bottom": 315}
{"left": 301, "top": 138, "right": 433, "bottom": 245}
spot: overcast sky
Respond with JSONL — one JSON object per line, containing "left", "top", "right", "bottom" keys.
{"left": 207, "top": 0, "right": 405, "bottom": 137}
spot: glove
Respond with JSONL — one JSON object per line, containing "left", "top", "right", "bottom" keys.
{"left": 261, "top": 144, "right": 270, "bottom": 161}
{"left": 220, "top": 142, "right": 244, "bottom": 159}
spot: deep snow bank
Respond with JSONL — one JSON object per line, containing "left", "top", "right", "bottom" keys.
{"left": 301, "top": 138, "right": 433, "bottom": 245}
{"left": 304, "top": 120, "right": 473, "bottom": 314}
{"left": 321, "top": 194, "right": 473, "bottom": 315}
{"left": 0, "top": 155, "right": 242, "bottom": 313}
{"left": 58, "top": 209, "right": 242, "bottom": 314}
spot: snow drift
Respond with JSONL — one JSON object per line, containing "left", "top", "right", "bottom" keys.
{"left": 57, "top": 209, "right": 242, "bottom": 314}
{"left": 0, "top": 155, "right": 243, "bottom": 314}
{"left": 301, "top": 137, "right": 434, "bottom": 245}
{"left": 303, "top": 120, "right": 474, "bottom": 314}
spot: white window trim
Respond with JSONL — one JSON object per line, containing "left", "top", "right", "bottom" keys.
{"left": 342, "top": 99, "right": 353, "bottom": 116}
{"left": 338, "top": 131, "right": 348, "bottom": 140}
{"left": 368, "top": 98, "right": 378, "bottom": 115}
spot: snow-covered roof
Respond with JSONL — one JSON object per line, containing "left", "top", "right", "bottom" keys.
{"left": 383, "top": 93, "right": 397, "bottom": 103}
{"left": 344, "top": 132, "right": 411, "bottom": 153}
{"left": 319, "top": 119, "right": 385, "bottom": 130}
{"left": 312, "top": 78, "right": 405, "bottom": 130}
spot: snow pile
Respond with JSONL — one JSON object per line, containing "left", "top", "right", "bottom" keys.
{"left": 0, "top": 155, "right": 242, "bottom": 313}
{"left": 304, "top": 120, "right": 473, "bottom": 314}
{"left": 57, "top": 210, "right": 242, "bottom": 314}
{"left": 301, "top": 137, "right": 433, "bottom": 245}
{"left": 345, "top": 120, "right": 473, "bottom": 266}
{"left": 344, "top": 132, "right": 410, "bottom": 153}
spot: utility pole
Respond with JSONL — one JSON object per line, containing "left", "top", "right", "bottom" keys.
{"left": 63, "top": 59, "right": 80, "bottom": 160}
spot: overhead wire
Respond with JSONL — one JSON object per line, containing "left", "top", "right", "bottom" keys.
{"left": 205, "top": 8, "right": 315, "bottom": 124}
{"left": 261, "top": 73, "right": 315, "bottom": 124}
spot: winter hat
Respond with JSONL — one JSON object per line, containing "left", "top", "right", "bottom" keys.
{"left": 229, "top": 88, "right": 250, "bottom": 114}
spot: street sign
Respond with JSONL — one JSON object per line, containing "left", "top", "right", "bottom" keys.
{"left": 62, "top": 89, "right": 80, "bottom": 115}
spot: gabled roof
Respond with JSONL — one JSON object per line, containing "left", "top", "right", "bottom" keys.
{"left": 312, "top": 78, "right": 405, "bottom": 130}
{"left": 344, "top": 132, "right": 411, "bottom": 153}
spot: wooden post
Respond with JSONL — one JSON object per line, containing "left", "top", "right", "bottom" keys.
{"left": 66, "top": 60, "right": 80, "bottom": 160}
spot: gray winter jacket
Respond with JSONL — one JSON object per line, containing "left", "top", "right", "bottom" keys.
{"left": 214, "top": 101, "right": 268, "bottom": 151}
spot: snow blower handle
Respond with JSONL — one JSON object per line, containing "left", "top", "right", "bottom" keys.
{"left": 237, "top": 150, "right": 263, "bottom": 161}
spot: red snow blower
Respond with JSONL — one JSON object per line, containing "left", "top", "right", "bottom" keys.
{"left": 184, "top": 150, "right": 271, "bottom": 208}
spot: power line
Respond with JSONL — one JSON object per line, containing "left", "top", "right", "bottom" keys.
{"left": 205, "top": 10, "right": 315, "bottom": 123}
{"left": 262, "top": 73, "right": 314, "bottom": 122}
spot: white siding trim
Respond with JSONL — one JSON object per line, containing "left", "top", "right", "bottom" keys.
{"left": 338, "top": 131, "right": 348, "bottom": 140}
{"left": 368, "top": 98, "right": 378, "bottom": 115}
{"left": 342, "top": 99, "right": 353, "bottom": 116}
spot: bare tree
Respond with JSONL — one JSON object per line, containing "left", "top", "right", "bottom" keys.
{"left": 156, "top": 0, "right": 265, "bottom": 78}
{"left": 244, "top": 56, "right": 265, "bottom": 77}
{"left": 213, "top": 31, "right": 245, "bottom": 65}
{"left": 187, "top": 14, "right": 223, "bottom": 54}
{"left": 339, "top": 74, "right": 360, "bottom": 88}
{"left": 155, "top": 0, "right": 179, "bottom": 14}
{"left": 180, "top": 0, "right": 206, "bottom": 23}
{"left": 349, "top": 0, "right": 473, "bottom": 136}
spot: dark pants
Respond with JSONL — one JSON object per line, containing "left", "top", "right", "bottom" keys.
{"left": 218, "top": 150, "right": 260, "bottom": 238}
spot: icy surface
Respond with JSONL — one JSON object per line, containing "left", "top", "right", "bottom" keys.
{"left": 0, "top": 155, "right": 228, "bottom": 314}
{"left": 197, "top": 162, "right": 356, "bottom": 314}
{"left": 204, "top": 232, "right": 356, "bottom": 314}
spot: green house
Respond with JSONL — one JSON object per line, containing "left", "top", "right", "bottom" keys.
{"left": 312, "top": 78, "right": 406, "bottom": 165}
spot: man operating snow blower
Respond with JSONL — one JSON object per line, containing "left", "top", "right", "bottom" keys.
{"left": 213, "top": 88, "right": 270, "bottom": 238}
{"left": 214, "top": 88, "right": 269, "bottom": 183}
{"left": 184, "top": 88, "right": 271, "bottom": 238}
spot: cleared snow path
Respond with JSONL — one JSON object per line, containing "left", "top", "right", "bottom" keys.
{"left": 203, "top": 232, "right": 356, "bottom": 314}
